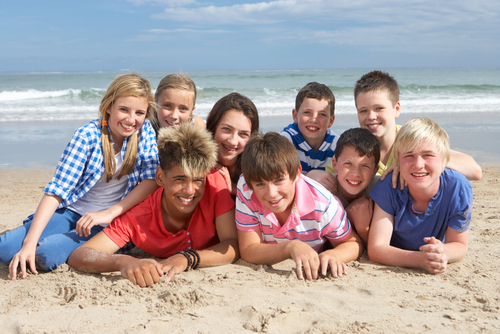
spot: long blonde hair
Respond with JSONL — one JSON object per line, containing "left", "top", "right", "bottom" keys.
{"left": 99, "top": 73, "right": 156, "bottom": 181}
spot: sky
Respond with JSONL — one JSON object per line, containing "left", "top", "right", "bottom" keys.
{"left": 1, "top": 0, "right": 499, "bottom": 72}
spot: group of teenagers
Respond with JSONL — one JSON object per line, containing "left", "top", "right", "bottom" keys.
{"left": 0, "top": 70, "right": 480, "bottom": 287}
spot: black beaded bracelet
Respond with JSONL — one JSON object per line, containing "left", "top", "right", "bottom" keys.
{"left": 176, "top": 251, "right": 192, "bottom": 271}
{"left": 186, "top": 249, "right": 200, "bottom": 270}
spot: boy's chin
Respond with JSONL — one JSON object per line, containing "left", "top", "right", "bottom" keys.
{"left": 340, "top": 184, "right": 365, "bottom": 197}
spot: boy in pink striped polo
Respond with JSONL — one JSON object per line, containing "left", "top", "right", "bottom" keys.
{"left": 236, "top": 132, "right": 363, "bottom": 281}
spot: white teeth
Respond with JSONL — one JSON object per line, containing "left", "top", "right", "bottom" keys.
{"left": 179, "top": 197, "right": 194, "bottom": 202}
{"left": 412, "top": 173, "right": 427, "bottom": 177}
{"left": 223, "top": 144, "right": 237, "bottom": 152}
{"left": 166, "top": 120, "right": 177, "bottom": 126}
{"left": 306, "top": 126, "right": 318, "bottom": 130}
{"left": 121, "top": 123, "right": 133, "bottom": 129}
{"left": 269, "top": 198, "right": 281, "bottom": 204}
{"left": 347, "top": 180, "right": 361, "bottom": 185}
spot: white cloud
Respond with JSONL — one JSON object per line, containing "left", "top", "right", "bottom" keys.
{"left": 149, "top": 0, "right": 500, "bottom": 30}
{"left": 145, "top": 0, "right": 500, "bottom": 53}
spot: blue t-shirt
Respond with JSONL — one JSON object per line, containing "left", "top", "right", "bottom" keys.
{"left": 370, "top": 168, "right": 473, "bottom": 251}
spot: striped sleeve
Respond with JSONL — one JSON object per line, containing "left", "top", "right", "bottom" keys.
{"left": 321, "top": 193, "right": 351, "bottom": 242}
{"left": 235, "top": 177, "right": 261, "bottom": 231}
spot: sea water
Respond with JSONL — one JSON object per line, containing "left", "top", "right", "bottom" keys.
{"left": 1, "top": 68, "right": 499, "bottom": 168}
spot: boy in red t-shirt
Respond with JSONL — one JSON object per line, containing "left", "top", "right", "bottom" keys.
{"left": 68, "top": 124, "right": 238, "bottom": 287}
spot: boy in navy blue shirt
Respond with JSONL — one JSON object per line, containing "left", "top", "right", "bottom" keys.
{"left": 368, "top": 117, "right": 472, "bottom": 274}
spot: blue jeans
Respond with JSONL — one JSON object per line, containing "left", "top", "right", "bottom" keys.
{"left": 0, "top": 208, "right": 104, "bottom": 271}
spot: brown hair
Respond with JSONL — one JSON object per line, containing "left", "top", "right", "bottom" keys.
{"left": 99, "top": 73, "right": 156, "bottom": 181}
{"left": 242, "top": 132, "right": 300, "bottom": 190}
{"left": 157, "top": 123, "right": 217, "bottom": 177}
{"left": 206, "top": 92, "right": 259, "bottom": 138}
{"left": 335, "top": 128, "right": 381, "bottom": 167}
{"left": 295, "top": 82, "right": 335, "bottom": 117}
{"left": 354, "top": 70, "right": 400, "bottom": 106}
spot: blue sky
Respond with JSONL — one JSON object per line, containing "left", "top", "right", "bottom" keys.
{"left": 1, "top": 0, "right": 499, "bottom": 71}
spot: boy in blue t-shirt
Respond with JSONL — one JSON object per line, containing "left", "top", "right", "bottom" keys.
{"left": 368, "top": 117, "right": 472, "bottom": 274}
{"left": 281, "top": 82, "right": 338, "bottom": 174}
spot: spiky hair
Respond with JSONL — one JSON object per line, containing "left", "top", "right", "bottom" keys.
{"left": 157, "top": 123, "right": 217, "bottom": 177}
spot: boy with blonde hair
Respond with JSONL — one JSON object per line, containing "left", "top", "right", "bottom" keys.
{"left": 281, "top": 82, "right": 338, "bottom": 173}
{"left": 236, "top": 132, "right": 363, "bottom": 281}
{"left": 368, "top": 117, "right": 472, "bottom": 274}
{"left": 69, "top": 124, "right": 238, "bottom": 287}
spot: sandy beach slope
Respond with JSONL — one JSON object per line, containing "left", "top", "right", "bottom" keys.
{"left": 0, "top": 166, "right": 499, "bottom": 333}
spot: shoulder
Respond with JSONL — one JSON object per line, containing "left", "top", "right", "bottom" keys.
{"left": 370, "top": 172, "right": 405, "bottom": 209}
{"left": 73, "top": 120, "right": 101, "bottom": 138}
{"left": 138, "top": 120, "right": 156, "bottom": 140}
{"left": 206, "top": 169, "right": 228, "bottom": 190}
{"left": 299, "top": 175, "right": 337, "bottom": 208}
{"left": 325, "top": 128, "right": 338, "bottom": 141}
{"left": 236, "top": 175, "right": 260, "bottom": 207}
{"left": 206, "top": 169, "right": 233, "bottom": 198}
{"left": 371, "top": 172, "right": 395, "bottom": 192}
{"left": 280, "top": 123, "right": 296, "bottom": 139}
{"left": 65, "top": 120, "right": 101, "bottom": 151}
{"left": 442, "top": 168, "right": 473, "bottom": 197}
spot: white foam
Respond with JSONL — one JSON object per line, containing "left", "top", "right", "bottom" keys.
{"left": 0, "top": 89, "right": 82, "bottom": 102}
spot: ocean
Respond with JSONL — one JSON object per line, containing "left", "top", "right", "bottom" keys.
{"left": 1, "top": 68, "right": 499, "bottom": 168}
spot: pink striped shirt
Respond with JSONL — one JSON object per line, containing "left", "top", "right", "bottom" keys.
{"left": 236, "top": 175, "right": 351, "bottom": 251}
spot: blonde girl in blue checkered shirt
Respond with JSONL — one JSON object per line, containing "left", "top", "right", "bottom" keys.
{"left": 0, "top": 73, "right": 160, "bottom": 280}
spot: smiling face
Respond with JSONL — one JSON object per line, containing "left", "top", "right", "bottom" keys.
{"left": 399, "top": 141, "right": 443, "bottom": 196}
{"left": 158, "top": 164, "right": 206, "bottom": 221}
{"left": 156, "top": 88, "right": 195, "bottom": 128}
{"left": 356, "top": 90, "right": 400, "bottom": 142}
{"left": 332, "top": 146, "right": 377, "bottom": 203}
{"left": 293, "top": 98, "right": 335, "bottom": 151}
{"left": 250, "top": 169, "right": 300, "bottom": 224}
{"left": 213, "top": 109, "right": 252, "bottom": 168}
{"left": 106, "top": 96, "right": 148, "bottom": 148}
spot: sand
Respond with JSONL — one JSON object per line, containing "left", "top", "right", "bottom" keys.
{"left": 0, "top": 166, "right": 499, "bottom": 334}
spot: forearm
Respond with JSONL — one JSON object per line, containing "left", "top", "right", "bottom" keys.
{"left": 326, "top": 238, "right": 364, "bottom": 263}
{"left": 444, "top": 242, "right": 468, "bottom": 263}
{"left": 68, "top": 247, "right": 130, "bottom": 273}
{"left": 23, "top": 194, "right": 62, "bottom": 246}
{"left": 198, "top": 237, "right": 239, "bottom": 268}
{"left": 447, "top": 150, "right": 482, "bottom": 181}
{"left": 104, "top": 179, "right": 158, "bottom": 219}
{"left": 356, "top": 228, "right": 369, "bottom": 245}
{"left": 240, "top": 240, "right": 298, "bottom": 265}
{"left": 368, "top": 244, "right": 424, "bottom": 268}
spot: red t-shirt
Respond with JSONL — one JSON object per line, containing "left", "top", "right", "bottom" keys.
{"left": 104, "top": 170, "right": 235, "bottom": 258}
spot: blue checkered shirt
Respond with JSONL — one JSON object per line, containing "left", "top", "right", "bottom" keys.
{"left": 24, "top": 119, "right": 159, "bottom": 223}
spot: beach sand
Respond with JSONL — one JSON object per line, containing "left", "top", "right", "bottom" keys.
{"left": 0, "top": 166, "right": 499, "bottom": 333}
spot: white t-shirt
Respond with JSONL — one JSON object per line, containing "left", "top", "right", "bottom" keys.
{"left": 68, "top": 152, "right": 128, "bottom": 224}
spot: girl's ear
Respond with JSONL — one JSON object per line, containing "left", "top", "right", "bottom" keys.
{"left": 155, "top": 167, "right": 165, "bottom": 187}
